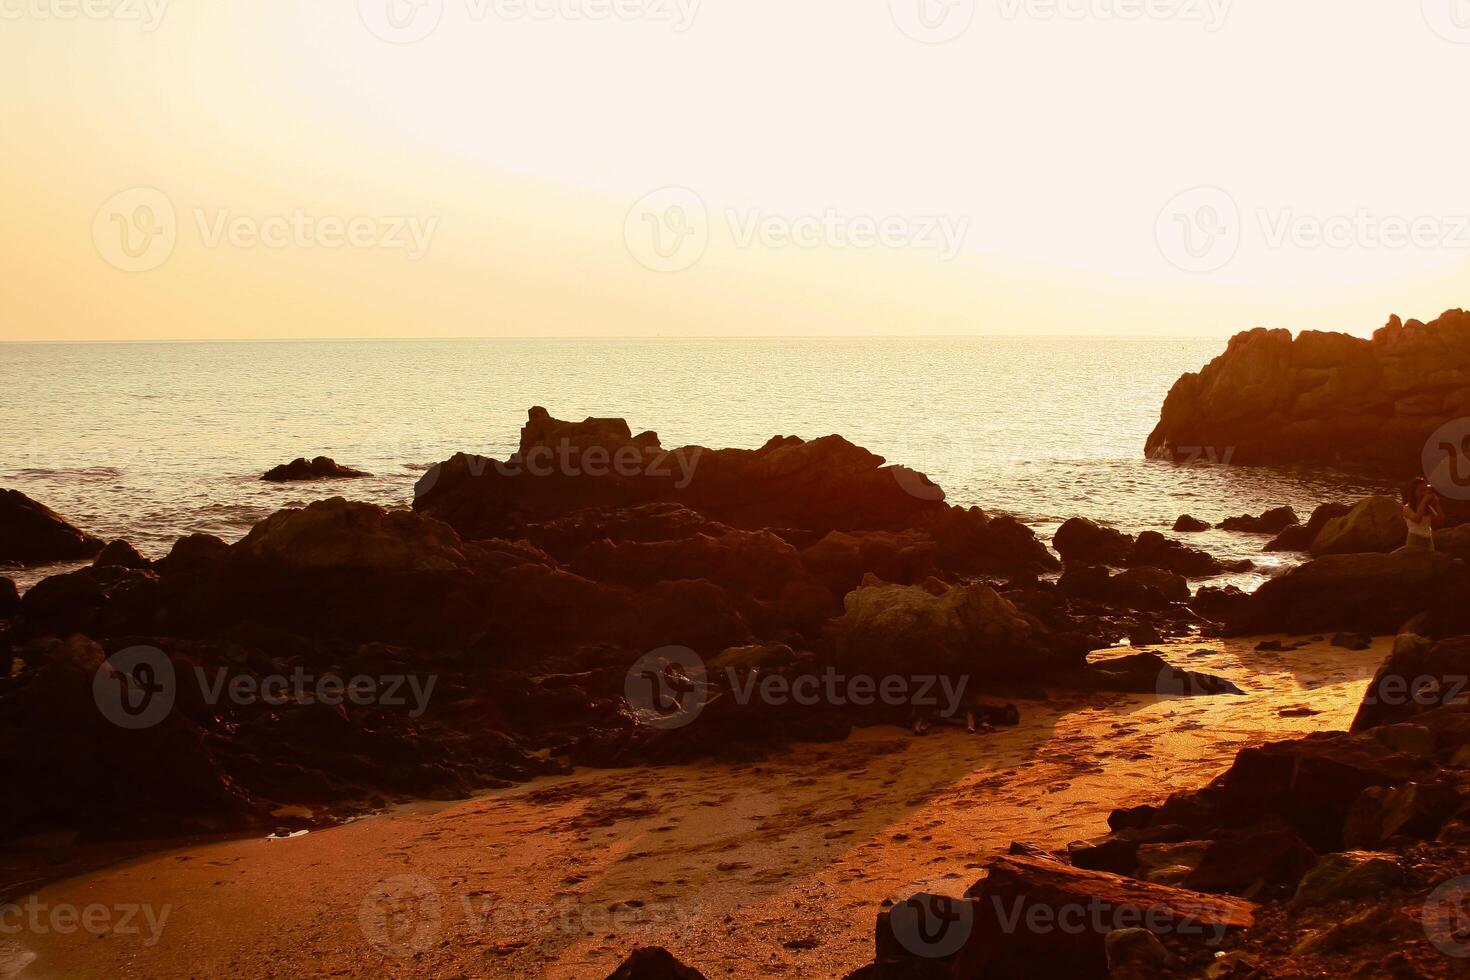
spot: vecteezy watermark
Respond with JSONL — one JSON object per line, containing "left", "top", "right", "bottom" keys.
{"left": 359, "top": 875, "right": 443, "bottom": 959}
{"left": 1359, "top": 673, "right": 1470, "bottom": 710}
{"left": 625, "top": 646, "right": 709, "bottom": 730}
{"left": 1422, "top": 0, "right": 1470, "bottom": 44}
{"left": 359, "top": 874, "right": 700, "bottom": 958}
{"left": 996, "top": 0, "right": 1230, "bottom": 31}
{"left": 92, "top": 646, "right": 439, "bottom": 729}
{"left": 357, "top": 0, "right": 700, "bottom": 44}
{"left": 1155, "top": 187, "right": 1240, "bottom": 274}
{"left": 418, "top": 441, "right": 704, "bottom": 503}
{"left": 624, "top": 187, "right": 971, "bottom": 273}
{"left": 889, "top": 890, "right": 975, "bottom": 958}
{"left": 889, "top": 0, "right": 976, "bottom": 44}
{"left": 1424, "top": 876, "right": 1470, "bottom": 958}
{"left": 1157, "top": 187, "right": 1470, "bottom": 274}
{"left": 0, "top": 0, "right": 169, "bottom": 30}
{"left": 989, "top": 896, "right": 1230, "bottom": 946}
{"left": 0, "top": 898, "right": 172, "bottom": 947}
{"left": 623, "top": 647, "right": 973, "bottom": 731}
{"left": 93, "top": 187, "right": 438, "bottom": 272}
{"left": 1424, "top": 418, "right": 1470, "bottom": 501}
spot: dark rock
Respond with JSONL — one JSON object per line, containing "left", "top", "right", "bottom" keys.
{"left": 1054, "top": 518, "right": 1133, "bottom": 565}
{"left": 1178, "top": 826, "right": 1318, "bottom": 897}
{"left": 948, "top": 854, "right": 1254, "bottom": 977}
{"left": 1190, "top": 585, "right": 1248, "bottom": 623}
{"left": 1330, "top": 632, "right": 1372, "bottom": 651}
{"left": 0, "top": 488, "right": 104, "bottom": 564}
{"left": 1145, "top": 309, "right": 1470, "bottom": 473}
{"left": 1351, "top": 635, "right": 1470, "bottom": 732}
{"left": 0, "top": 577, "right": 18, "bottom": 618}
{"left": 1343, "top": 780, "right": 1460, "bottom": 848}
{"left": 1218, "top": 507, "right": 1298, "bottom": 534}
{"left": 1213, "top": 732, "right": 1432, "bottom": 850}
{"left": 1227, "top": 551, "right": 1470, "bottom": 638}
{"left": 154, "top": 533, "right": 229, "bottom": 577}
{"left": 1068, "top": 824, "right": 1192, "bottom": 875}
{"left": 1264, "top": 502, "right": 1352, "bottom": 552}
{"left": 1172, "top": 515, "right": 1210, "bottom": 533}
{"left": 94, "top": 539, "right": 150, "bottom": 569}
{"left": 605, "top": 946, "right": 706, "bottom": 979}
{"left": 1128, "top": 531, "right": 1240, "bottom": 578}
{"left": 260, "top": 456, "right": 370, "bottom": 481}
{"left": 20, "top": 564, "right": 161, "bottom": 637}
{"left": 416, "top": 409, "right": 1056, "bottom": 577}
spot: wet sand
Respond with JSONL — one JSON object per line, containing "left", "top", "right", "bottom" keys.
{"left": 2, "top": 637, "right": 1389, "bottom": 979}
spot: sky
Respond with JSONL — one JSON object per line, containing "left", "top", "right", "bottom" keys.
{"left": 2, "top": 0, "right": 1469, "bottom": 340}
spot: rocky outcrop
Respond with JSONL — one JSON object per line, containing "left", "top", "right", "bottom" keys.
{"left": 1053, "top": 519, "right": 1246, "bottom": 578}
{"left": 0, "top": 489, "right": 104, "bottom": 565}
{"left": 416, "top": 408, "right": 1058, "bottom": 577}
{"left": 1146, "top": 309, "right": 1470, "bottom": 472}
{"left": 1172, "top": 514, "right": 1209, "bottom": 533}
{"left": 1264, "top": 502, "right": 1353, "bottom": 552}
{"left": 1218, "top": 506, "right": 1297, "bottom": 534}
{"left": 1227, "top": 551, "right": 1470, "bottom": 637}
{"left": 1351, "top": 634, "right": 1470, "bottom": 731}
{"left": 260, "top": 456, "right": 370, "bottom": 481}
{"left": 1309, "top": 495, "right": 1406, "bottom": 556}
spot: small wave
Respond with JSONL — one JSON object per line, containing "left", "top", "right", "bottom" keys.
{"left": 11, "top": 466, "right": 122, "bottom": 479}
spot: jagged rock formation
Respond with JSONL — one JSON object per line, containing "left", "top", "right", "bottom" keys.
{"left": 1146, "top": 309, "right": 1470, "bottom": 473}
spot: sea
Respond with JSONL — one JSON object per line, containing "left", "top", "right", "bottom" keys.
{"left": 1, "top": 337, "right": 1390, "bottom": 590}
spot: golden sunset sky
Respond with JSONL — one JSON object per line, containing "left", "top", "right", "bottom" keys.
{"left": 3, "top": 1, "right": 1469, "bottom": 340}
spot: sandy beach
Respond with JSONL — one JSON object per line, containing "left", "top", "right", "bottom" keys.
{"left": 2, "top": 637, "right": 1388, "bottom": 979}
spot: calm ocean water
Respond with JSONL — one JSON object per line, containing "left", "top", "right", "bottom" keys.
{"left": 2, "top": 338, "right": 1388, "bottom": 590}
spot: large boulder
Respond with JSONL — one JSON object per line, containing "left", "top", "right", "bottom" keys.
{"left": 0, "top": 489, "right": 104, "bottom": 564}
{"left": 1227, "top": 551, "right": 1470, "bottom": 637}
{"left": 831, "top": 580, "right": 1060, "bottom": 680}
{"left": 1351, "top": 635, "right": 1470, "bottom": 732}
{"left": 1053, "top": 518, "right": 1133, "bottom": 565}
{"left": 1264, "top": 502, "right": 1352, "bottom": 552}
{"left": 1146, "top": 309, "right": 1470, "bottom": 472}
{"left": 1309, "top": 496, "right": 1406, "bottom": 556}
{"left": 949, "top": 855, "right": 1254, "bottom": 978}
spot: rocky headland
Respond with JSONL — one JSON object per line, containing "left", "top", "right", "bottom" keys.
{"left": 1146, "top": 308, "right": 1470, "bottom": 480}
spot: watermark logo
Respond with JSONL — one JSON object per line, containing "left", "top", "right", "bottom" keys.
{"left": 94, "top": 188, "right": 177, "bottom": 274}
{"left": 0, "top": 0, "right": 170, "bottom": 30}
{"left": 93, "top": 645, "right": 176, "bottom": 730}
{"left": 1424, "top": 876, "right": 1470, "bottom": 958}
{"left": 625, "top": 646, "right": 708, "bottom": 729}
{"left": 1423, "top": 0, "right": 1470, "bottom": 43}
{"left": 94, "top": 187, "right": 438, "bottom": 272}
{"left": 890, "top": 0, "right": 975, "bottom": 43}
{"left": 0, "top": 898, "right": 171, "bottom": 947}
{"left": 625, "top": 187, "right": 709, "bottom": 273}
{"left": 1424, "top": 418, "right": 1470, "bottom": 501}
{"left": 1156, "top": 187, "right": 1240, "bottom": 273}
{"left": 358, "top": 0, "right": 444, "bottom": 43}
{"left": 889, "top": 889, "right": 974, "bottom": 958}
{"left": 625, "top": 187, "right": 971, "bottom": 272}
{"left": 360, "top": 875, "right": 443, "bottom": 958}
{"left": 92, "top": 646, "right": 439, "bottom": 730}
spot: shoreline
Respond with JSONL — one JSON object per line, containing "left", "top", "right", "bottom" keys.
{"left": 2, "top": 636, "right": 1388, "bottom": 979}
